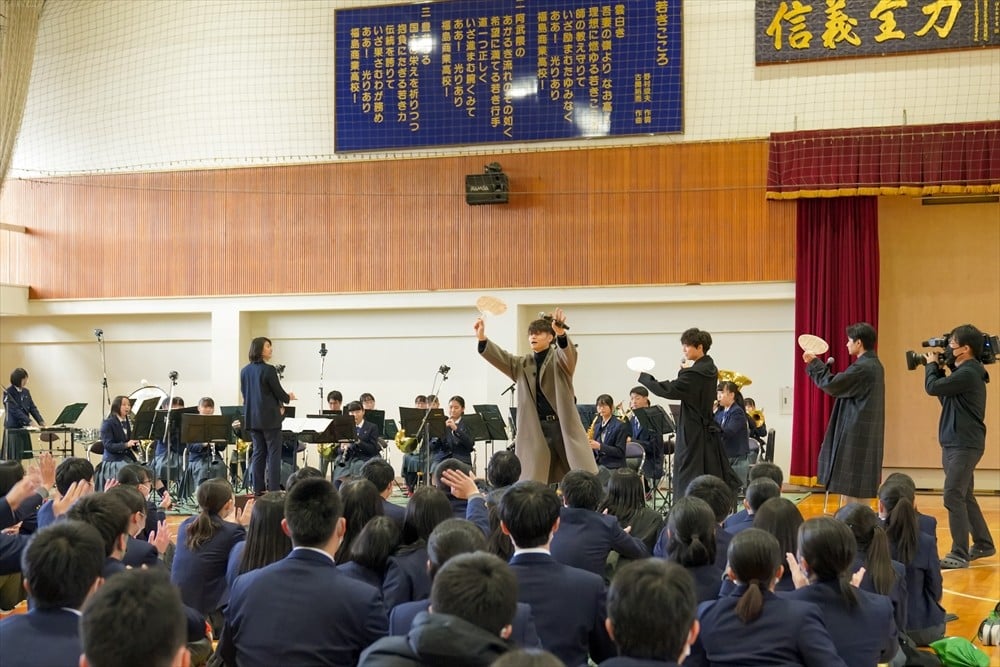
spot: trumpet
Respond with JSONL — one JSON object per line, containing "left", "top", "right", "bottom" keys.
{"left": 747, "top": 408, "right": 766, "bottom": 427}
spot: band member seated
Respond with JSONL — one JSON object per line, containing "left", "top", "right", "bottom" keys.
{"left": 627, "top": 386, "right": 663, "bottom": 493}
{"left": 332, "top": 401, "right": 381, "bottom": 484}
{"left": 714, "top": 381, "right": 751, "bottom": 491}
{"left": 403, "top": 396, "right": 429, "bottom": 495}
{"left": 320, "top": 391, "right": 343, "bottom": 480}
{"left": 186, "top": 397, "right": 228, "bottom": 490}
{"left": 744, "top": 397, "right": 768, "bottom": 463}
{"left": 152, "top": 396, "right": 186, "bottom": 490}
{"left": 97, "top": 395, "right": 142, "bottom": 489}
{"left": 589, "top": 394, "right": 627, "bottom": 471}
{"left": 430, "top": 395, "right": 475, "bottom": 469}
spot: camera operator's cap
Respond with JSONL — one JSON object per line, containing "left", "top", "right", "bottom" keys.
{"left": 798, "top": 334, "right": 830, "bottom": 355}
{"left": 346, "top": 400, "right": 364, "bottom": 412}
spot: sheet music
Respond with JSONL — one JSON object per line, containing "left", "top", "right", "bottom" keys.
{"left": 281, "top": 417, "right": 333, "bottom": 434}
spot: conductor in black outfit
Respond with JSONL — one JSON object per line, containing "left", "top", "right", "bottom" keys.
{"left": 240, "top": 337, "right": 296, "bottom": 494}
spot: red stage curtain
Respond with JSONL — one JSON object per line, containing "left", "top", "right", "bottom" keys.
{"left": 767, "top": 121, "right": 1000, "bottom": 199}
{"left": 789, "top": 197, "right": 879, "bottom": 487}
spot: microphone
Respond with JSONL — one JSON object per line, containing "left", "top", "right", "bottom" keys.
{"left": 501, "top": 382, "right": 516, "bottom": 396}
{"left": 168, "top": 370, "right": 179, "bottom": 382}
{"left": 825, "top": 356, "right": 835, "bottom": 369}
{"left": 94, "top": 328, "right": 103, "bottom": 339}
{"left": 538, "top": 312, "right": 571, "bottom": 331}
{"left": 319, "top": 342, "right": 328, "bottom": 357}
{"left": 439, "top": 364, "right": 451, "bottom": 378}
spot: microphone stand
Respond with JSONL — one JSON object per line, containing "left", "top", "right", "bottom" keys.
{"left": 163, "top": 373, "right": 179, "bottom": 498}
{"left": 318, "top": 345, "right": 328, "bottom": 413}
{"left": 95, "top": 330, "right": 111, "bottom": 409}
{"left": 502, "top": 382, "right": 517, "bottom": 440}
{"left": 418, "top": 367, "right": 449, "bottom": 489}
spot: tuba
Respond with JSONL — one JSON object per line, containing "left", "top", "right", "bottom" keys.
{"left": 717, "top": 369, "right": 752, "bottom": 389}
{"left": 395, "top": 428, "right": 419, "bottom": 454}
{"left": 747, "top": 408, "right": 766, "bottom": 427}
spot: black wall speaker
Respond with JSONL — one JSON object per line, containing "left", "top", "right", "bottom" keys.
{"left": 465, "top": 173, "right": 509, "bottom": 205}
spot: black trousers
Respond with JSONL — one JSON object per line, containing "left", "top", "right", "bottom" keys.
{"left": 249, "top": 427, "right": 282, "bottom": 493}
{"left": 941, "top": 445, "right": 994, "bottom": 558}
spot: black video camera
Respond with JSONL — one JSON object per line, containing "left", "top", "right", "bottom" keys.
{"left": 905, "top": 332, "right": 1000, "bottom": 371}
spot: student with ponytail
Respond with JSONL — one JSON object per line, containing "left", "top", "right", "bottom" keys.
{"left": 879, "top": 479, "right": 946, "bottom": 645}
{"left": 687, "top": 528, "right": 847, "bottom": 667}
{"left": 835, "top": 502, "right": 909, "bottom": 634}
{"left": 171, "top": 478, "right": 248, "bottom": 626}
{"left": 663, "top": 496, "right": 723, "bottom": 602}
{"left": 784, "top": 517, "right": 898, "bottom": 665}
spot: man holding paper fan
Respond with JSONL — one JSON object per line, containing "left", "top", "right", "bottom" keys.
{"left": 475, "top": 308, "right": 598, "bottom": 484}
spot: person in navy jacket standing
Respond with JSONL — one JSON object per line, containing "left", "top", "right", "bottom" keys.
{"left": 240, "top": 337, "right": 295, "bottom": 494}
{"left": 2, "top": 368, "right": 44, "bottom": 460}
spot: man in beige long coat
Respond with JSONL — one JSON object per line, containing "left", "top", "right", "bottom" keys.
{"left": 475, "top": 307, "right": 598, "bottom": 484}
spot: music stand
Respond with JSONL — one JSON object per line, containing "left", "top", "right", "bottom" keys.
{"left": 364, "top": 409, "right": 385, "bottom": 435}
{"left": 180, "top": 414, "right": 232, "bottom": 444}
{"left": 133, "top": 399, "right": 159, "bottom": 440}
{"left": 633, "top": 405, "right": 675, "bottom": 511}
{"left": 306, "top": 415, "right": 356, "bottom": 443}
{"left": 50, "top": 403, "right": 87, "bottom": 426}
{"left": 473, "top": 404, "right": 508, "bottom": 463}
{"left": 383, "top": 419, "right": 398, "bottom": 439}
{"left": 400, "top": 407, "right": 446, "bottom": 484}
{"left": 460, "top": 413, "right": 489, "bottom": 473}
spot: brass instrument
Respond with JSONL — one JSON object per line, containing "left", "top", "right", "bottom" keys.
{"left": 235, "top": 438, "right": 250, "bottom": 455}
{"left": 613, "top": 401, "right": 632, "bottom": 424}
{"left": 747, "top": 408, "right": 766, "bottom": 427}
{"left": 395, "top": 428, "right": 419, "bottom": 454}
{"left": 317, "top": 442, "right": 336, "bottom": 458}
{"left": 717, "top": 369, "right": 752, "bottom": 389}
{"left": 587, "top": 414, "right": 599, "bottom": 441}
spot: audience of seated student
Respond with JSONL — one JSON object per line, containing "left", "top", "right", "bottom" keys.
{"left": 749, "top": 497, "right": 803, "bottom": 592}
{"left": 723, "top": 477, "right": 781, "bottom": 534}
{"left": 285, "top": 466, "right": 323, "bottom": 492}
{"left": 387, "top": 518, "right": 541, "bottom": 648}
{"left": 589, "top": 394, "right": 628, "bottom": 471}
{"left": 340, "top": 515, "right": 403, "bottom": 589}
{"left": 116, "top": 463, "right": 171, "bottom": 539}
{"left": 335, "top": 479, "right": 384, "bottom": 564}
{"left": 485, "top": 449, "right": 521, "bottom": 506}
{"left": 662, "top": 496, "right": 724, "bottom": 602}
{"left": 723, "top": 462, "right": 783, "bottom": 530}
{"left": 491, "top": 649, "right": 563, "bottom": 667}
{"left": 79, "top": 568, "right": 190, "bottom": 667}
{"left": 105, "top": 485, "right": 169, "bottom": 568}
{"left": 361, "top": 458, "right": 407, "bottom": 527}
{"left": 360, "top": 552, "right": 516, "bottom": 666}
{"left": 784, "top": 516, "right": 898, "bottom": 666}
{"left": 0, "top": 520, "right": 105, "bottom": 667}
{"left": 220, "top": 477, "right": 388, "bottom": 667}
{"left": 66, "top": 493, "right": 133, "bottom": 579}
{"left": 602, "top": 559, "right": 700, "bottom": 667}
{"left": 428, "top": 395, "right": 476, "bottom": 469}
{"left": 381, "top": 485, "right": 453, "bottom": 610}
{"left": 599, "top": 468, "right": 664, "bottom": 556}
{"left": 433, "top": 457, "right": 474, "bottom": 518}
{"left": 170, "top": 479, "right": 248, "bottom": 626}
{"left": 0, "top": 456, "right": 44, "bottom": 536}
{"left": 226, "top": 491, "right": 289, "bottom": 591}
{"left": 688, "top": 528, "right": 847, "bottom": 667}
{"left": 0, "top": 458, "right": 54, "bottom": 605}
{"left": 500, "top": 480, "right": 615, "bottom": 666}
{"left": 835, "top": 502, "right": 909, "bottom": 640}
{"left": 883, "top": 471, "right": 937, "bottom": 540}
{"left": 549, "top": 470, "right": 648, "bottom": 579}
{"left": 879, "top": 479, "right": 946, "bottom": 645}
{"left": 37, "top": 456, "right": 94, "bottom": 529}
{"left": 654, "top": 474, "right": 735, "bottom": 571}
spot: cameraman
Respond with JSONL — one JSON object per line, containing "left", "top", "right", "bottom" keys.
{"left": 924, "top": 324, "right": 996, "bottom": 569}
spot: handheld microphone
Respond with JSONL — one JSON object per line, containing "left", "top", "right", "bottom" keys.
{"left": 538, "top": 312, "right": 570, "bottom": 331}
{"left": 825, "top": 356, "right": 835, "bottom": 368}
{"left": 319, "top": 342, "right": 328, "bottom": 357}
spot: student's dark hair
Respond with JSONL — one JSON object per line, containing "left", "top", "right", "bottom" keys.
{"left": 728, "top": 528, "right": 782, "bottom": 624}
{"left": 22, "top": 520, "right": 105, "bottom": 610}
{"left": 109, "top": 395, "right": 129, "bottom": 418}
{"left": 559, "top": 469, "right": 603, "bottom": 511}
{"left": 835, "top": 502, "right": 895, "bottom": 595}
{"left": 238, "top": 491, "right": 291, "bottom": 576}
{"left": 685, "top": 474, "right": 735, "bottom": 523}
{"left": 448, "top": 395, "right": 465, "bottom": 409}
{"left": 527, "top": 318, "right": 555, "bottom": 336}
{"left": 846, "top": 322, "right": 877, "bottom": 350}
{"left": 430, "top": 552, "right": 517, "bottom": 635}
{"left": 345, "top": 400, "right": 364, "bottom": 412}
{"left": 360, "top": 458, "right": 396, "bottom": 492}
{"left": 498, "top": 481, "right": 561, "bottom": 549}
{"left": 427, "top": 518, "right": 487, "bottom": 579}
{"left": 883, "top": 471, "right": 917, "bottom": 495}
{"left": 284, "top": 477, "right": 342, "bottom": 548}
{"left": 599, "top": 468, "right": 647, "bottom": 526}
{"left": 752, "top": 497, "right": 803, "bottom": 558}
{"left": 198, "top": 396, "right": 215, "bottom": 409}
{"left": 186, "top": 478, "right": 233, "bottom": 550}
{"left": 335, "top": 478, "right": 384, "bottom": 563}
{"left": 105, "top": 485, "right": 145, "bottom": 516}
{"left": 66, "top": 493, "right": 131, "bottom": 557}
{"left": 797, "top": 517, "right": 858, "bottom": 610}
{"left": 359, "top": 392, "right": 375, "bottom": 403}
{"left": 414, "top": 394, "right": 427, "bottom": 404}
{"left": 680, "top": 327, "right": 712, "bottom": 353}
{"left": 665, "top": 496, "right": 716, "bottom": 567}
{"left": 115, "top": 463, "right": 150, "bottom": 488}
{"left": 247, "top": 336, "right": 271, "bottom": 363}
{"left": 748, "top": 462, "right": 783, "bottom": 487}
{"left": 401, "top": 485, "right": 452, "bottom": 548}
{"left": 432, "top": 457, "right": 472, "bottom": 492}
{"left": 54, "top": 457, "right": 95, "bottom": 495}
{"left": 487, "top": 450, "right": 521, "bottom": 489}
{"left": 347, "top": 515, "right": 401, "bottom": 574}
{"left": 9, "top": 367, "right": 28, "bottom": 387}
{"left": 491, "top": 650, "right": 563, "bottom": 667}
{"left": 81, "top": 569, "right": 185, "bottom": 667}
{"left": 284, "top": 465, "right": 323, "bottom": 491}
{"left": 879, "top": 479, "right": 920, "bottom": 565}
{"left": 485, "top": 502, "right": 514, "bottom": 561}
{"left": 608, "top": 559, "right": 697, "bottom": 660}
{"left": 0, "top": 460, "right": 23, "bottom": 497}
{"left": 951, "top": 323, "right": 984, "bottom": 357}
{"left": 595, "top": 393, "right": 614, "bottom": 409}
{"left": 745, "top": 477, "right": 781, "bottom": 513}
{"left": 629, "top": 385, "right": 649, "bottom": 399}
{"left": 326, "top": 390, "right": 343, "bottom": 403}
{"left": 743, "top": 397, "right": 757, "bottom": 409}
{"left": 716, "top": 381, "right": 745, "bottom": 409}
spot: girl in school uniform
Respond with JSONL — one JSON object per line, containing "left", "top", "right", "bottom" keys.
{"left": 661, "top": 495, "right": 723, "bottom": 602}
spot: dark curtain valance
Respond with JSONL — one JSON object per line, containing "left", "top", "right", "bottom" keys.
{"left": 767, "top": 121, "right": 1000, "bottom": 200}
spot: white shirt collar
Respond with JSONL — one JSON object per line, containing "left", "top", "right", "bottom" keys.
{"left": 293, "top": 545, "right": 336, "bottom": 564}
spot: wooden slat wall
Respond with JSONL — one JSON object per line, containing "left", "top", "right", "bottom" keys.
{"left": 0, "top": 140, "right": 795, "bottom": 299}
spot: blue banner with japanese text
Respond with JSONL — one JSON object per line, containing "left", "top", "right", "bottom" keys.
{"left": 334, "top": 0, "right": 682, "bottom": 152}
{"left": 756, "top": 0, "right": 1000, "bottom": 64}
